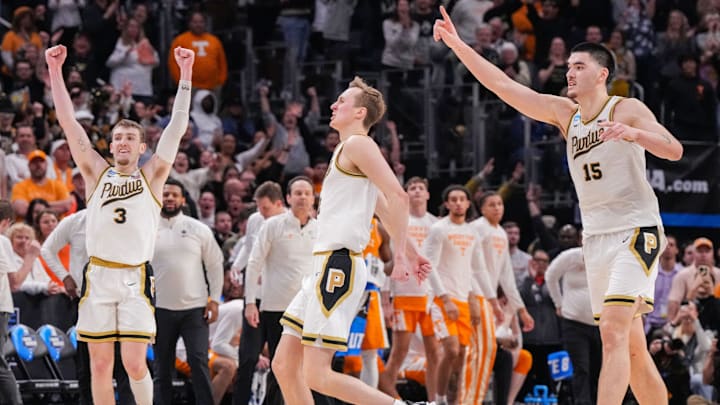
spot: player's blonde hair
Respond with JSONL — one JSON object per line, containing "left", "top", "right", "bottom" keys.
{"left": 349, "top": 76, "right": 386, "bottom": 130}
{"left": 111, "top": 119, "right": 146, "bottom": 142}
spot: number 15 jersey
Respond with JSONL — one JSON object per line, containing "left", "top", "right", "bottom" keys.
{"left": 565, "top": 96, "right": 661, "bottom": 236}
{"left": 86, "top": 167, "right": 161, "bottom": 264}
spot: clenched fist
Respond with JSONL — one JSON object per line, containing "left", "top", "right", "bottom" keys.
{"left": 45, "top": 45, "right": 67, "bottom": 69}
{"left": 174, "top": 47, "right": 195, "bottom": 71}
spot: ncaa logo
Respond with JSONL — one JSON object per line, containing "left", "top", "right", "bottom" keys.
{"left": 572, "top": 114, "right": 580, "bottom": 127}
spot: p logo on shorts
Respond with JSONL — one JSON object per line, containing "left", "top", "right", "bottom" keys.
{"left": 325, "top": 269, "right": 346, "bottom": 294}
{"left": 316, "top": 249, "right": 355, "bottom": 317}
{"left": 629, "top": 226, "right": 661, "bottom": 276}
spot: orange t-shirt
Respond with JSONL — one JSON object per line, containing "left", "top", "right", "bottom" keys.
{"left": 168, "top": 31, "right": 228, "bottom": 90}
{"left": 11, "top": 178, "right": 71, "bottom": 220}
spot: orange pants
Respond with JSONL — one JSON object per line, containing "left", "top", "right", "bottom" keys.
{"left": 460, "top": 296, "right": 496, "bottom": 405}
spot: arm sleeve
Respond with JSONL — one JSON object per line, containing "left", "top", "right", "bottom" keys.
{"left": 155, "top": 80, "right": 192, "bottom": 163}
{"left": 40, "top": 214, "right": 75, "bottom": 281}
{"left": 545, "top": 250, "right": 569, "bottom": 309}
{"left": 244, "top": 221, "right": 273, "bottom": 304}
{"left": 201, "top": 224, "right": 225, "bottom": 303}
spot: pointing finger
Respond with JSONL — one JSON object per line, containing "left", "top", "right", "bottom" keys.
{"left": 440, "top": 5, "right": 451, "bottom": 22}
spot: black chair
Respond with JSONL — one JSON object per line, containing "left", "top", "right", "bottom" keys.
{"left": 5, "top": 324, "right": 62, "bottom": 402}
{"left": 37, "top": 324, "right": 79, "bottom": 399}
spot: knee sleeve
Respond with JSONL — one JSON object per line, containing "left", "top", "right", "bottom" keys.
{"left": 514, "top": 349, "right": 533, "bottom": 375}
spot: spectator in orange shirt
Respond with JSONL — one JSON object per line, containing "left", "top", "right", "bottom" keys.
{"left": 1, "top": 7, "right": 44, "bottom": 74}
{"left": 10, "top": 150, "right": 72, "bottom": 219}
{"left": 168, "top": 12, "right": 227, "bottom": 91}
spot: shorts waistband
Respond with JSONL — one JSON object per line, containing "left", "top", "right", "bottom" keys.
{"left": 313, "top": 248, "right": 362, "bottom": 257}
{"left": 89, "top": 256, "right": 143, "bottom": 269}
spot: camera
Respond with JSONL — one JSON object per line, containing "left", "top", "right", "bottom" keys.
{"left": 663, "top": 337, "right": 685, "bottom": 352}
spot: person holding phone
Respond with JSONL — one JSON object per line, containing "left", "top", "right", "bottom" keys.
{"left": 667, "top": 238, "right": 720, "bottom": 322}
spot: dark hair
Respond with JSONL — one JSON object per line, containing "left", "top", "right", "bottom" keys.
{"left": 404, "top": 176, "right": 429, "bottom": 191}
{"left": 164, "top": 177, "right": 186, "bottom": 195}
{"left": 254, "top": 181, "right": 284, "bottom": 202}
{"left": 0, "top": 200, "right": 13, "bottom": 222}
{"left": 478, "top": 191, "right": 501, "bottom": 208}
{"left": 287, "top": 176, "right": 313, "bottom": 194}
{"left": 25, "top": 198, "right": 49, "bottom": 226}
{"left": 441, "top": 185, "right": 471, "bottom": 202}
{"left": 570, "top": 42, "right": 616, "bottom": 83}
{"left": 33, "top": 209, "right": 59, "bottom": 241}
{"left": 502, "top": 221, "right": 519, "bottom": 230}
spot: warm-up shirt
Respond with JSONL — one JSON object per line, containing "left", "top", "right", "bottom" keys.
{"left": 392, "top": 212, "right": 442, "bottom": 298}
{"left": 545, "top": 247, "right": 595, "bottom": 326}
{"left": 0, "top": 235, "right": 17, "bottom": 313}
{"left": 424, "top": 217, "right": 494, "bottom": 301}
{"left": 245, "top": 211, "right": 317, "bottom": 311}
{"left": 472, "top": 217, "right": 525, "bottom": 311}
{"left": 152, "top": 213, "right": 224, "bottom": 310}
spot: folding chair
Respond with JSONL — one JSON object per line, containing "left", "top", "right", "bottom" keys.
{"left": 37, "top": 324, "right": 79, "bottom": 398}
{"left": 5, "top": 324, "right": 62, "bottom": 402}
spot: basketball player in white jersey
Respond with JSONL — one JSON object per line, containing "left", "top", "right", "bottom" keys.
{"left": 434, "top": 7, "right": 683, "bottom": 405}
{"left": 273, "top": 77, "right": 432, "bottom": 405}
{"left": 46, "top": 45, "right": 195, "bottom": 405}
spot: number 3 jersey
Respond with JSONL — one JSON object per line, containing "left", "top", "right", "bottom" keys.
{"left": 565, "top": 96, "right": 662, "bottom": 236}
{"left": 86, "top": 167, "right": 161, "bottom": 264}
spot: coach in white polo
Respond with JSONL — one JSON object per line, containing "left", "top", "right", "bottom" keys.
{"left": 244, "top": 176, "right": 317, "bottom": 405}
{"left": 152, "top": 178, "right": 224, "bottom": 405}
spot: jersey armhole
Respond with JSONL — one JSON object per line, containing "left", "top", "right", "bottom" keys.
{"left": 334, "top": 143, "right": 367, "bottom": 178}
{"left": 608, "top": 96, "right": 626, "bottom": 122}
{"left": 561, "top": 107, "right": 579, "bottom": 139}
{"left": 85, "top": 165, "right": 111, "bottom": 203}
{"left": 139, "top": 169, "right": 162, "bottom": 208}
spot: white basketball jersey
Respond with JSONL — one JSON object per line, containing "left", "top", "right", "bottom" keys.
{"left": 86, "top": 167, "right": 161, "bottom": 264}
{"left": 566, "top": 96, "right": 662, "bottom": 235}
{"left": 314, "top": 141, "right": 378, "bottom": 254}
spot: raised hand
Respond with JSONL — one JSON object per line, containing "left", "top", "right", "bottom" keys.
{"left": 45, "top": 45, "right": 67, "bottom": 70}
{"left": 174, "top": 47, "right": 195, "bottom": 72}
{"left": 433, "top": 6, "right": 462, "bottom": 49}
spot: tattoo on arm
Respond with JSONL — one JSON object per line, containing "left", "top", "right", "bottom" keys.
{"left": 660, "top": 133, "right": 672, "bottom": 144}
{"left": 77, "top": 139, "right": 87, "bottom": 152}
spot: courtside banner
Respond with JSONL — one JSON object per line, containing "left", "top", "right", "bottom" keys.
{"left": 646, "top": 143, "right": 720, "bottom": 228}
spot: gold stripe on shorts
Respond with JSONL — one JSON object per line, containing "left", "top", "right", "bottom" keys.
{"left": 89, "top": 256, "right": 142, "bottom": 269}
{"left": 313, "top": 250, "right": 362, "bottom": 257}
